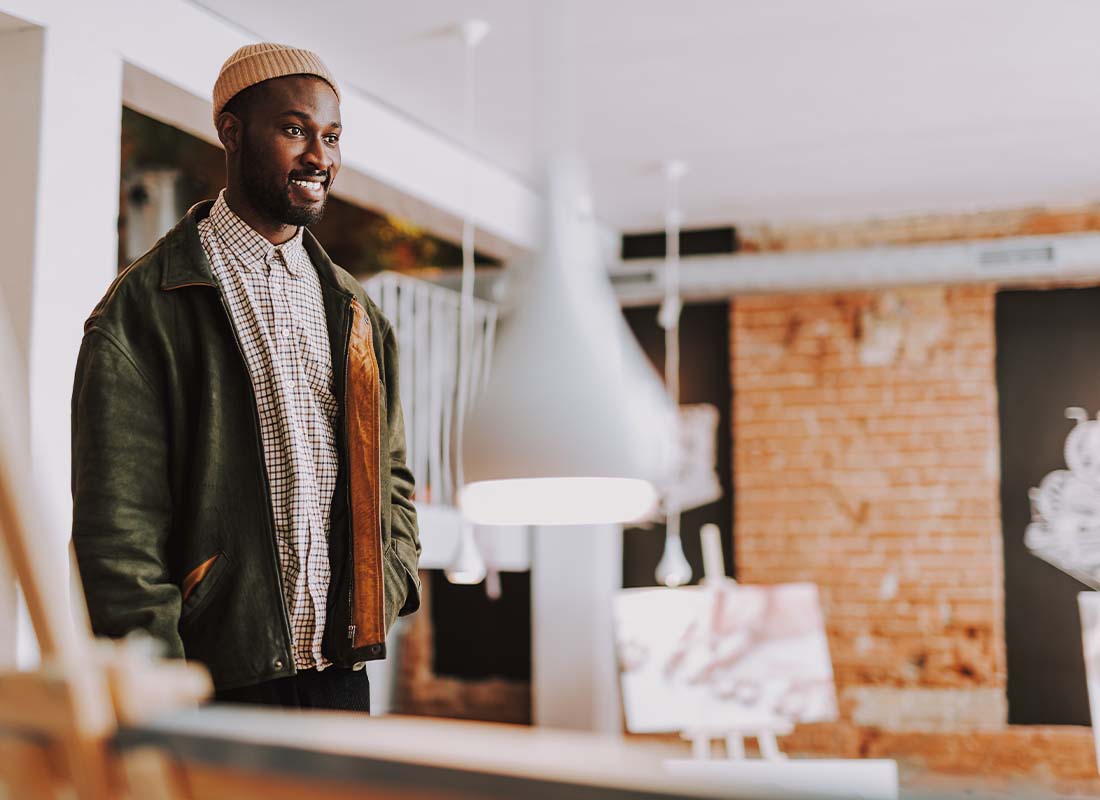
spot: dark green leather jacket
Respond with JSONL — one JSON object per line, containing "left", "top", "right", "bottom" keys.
{"left": 71, "top": 201, "right": 421, "bottom": 691}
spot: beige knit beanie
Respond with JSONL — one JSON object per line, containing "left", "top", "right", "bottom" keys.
{"left": 212, "top": 42, "right": 341, "bottom": 123}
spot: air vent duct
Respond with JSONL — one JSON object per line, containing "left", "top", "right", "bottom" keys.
{"left": 978, "top": 246, "right": 1055, "bottom": 267}
{"left": 609, "top": 270, "right": 657, "bottom": 287}
{"left": 608, "top": 232, "right": 1100, "bottom": 305}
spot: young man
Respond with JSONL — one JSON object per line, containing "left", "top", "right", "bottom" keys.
{"left": 71, "top": 43, "right": 421, "bottom": 711}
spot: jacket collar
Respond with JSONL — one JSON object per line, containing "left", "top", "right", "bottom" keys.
{"left": 160, "top": 199, "right": 361, "bottom": 299}
{"left": 159, "top": 201, "right": 217, "bottom": 290}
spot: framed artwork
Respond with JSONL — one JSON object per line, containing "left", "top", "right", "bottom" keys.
{"left": 614, "top": 582, "right": 838, "bottom": 733}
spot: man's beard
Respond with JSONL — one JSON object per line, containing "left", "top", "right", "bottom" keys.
{"left": 239, "top": 142, "right": 328, "bottom": 227}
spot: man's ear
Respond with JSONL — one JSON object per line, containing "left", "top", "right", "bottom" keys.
{"left": 216, "top": 111, "right": 243, "bottom": 155}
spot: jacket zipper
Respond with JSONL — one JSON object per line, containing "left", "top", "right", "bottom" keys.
{"left": 215, "top": 291, "right": 295, "bottom": 665}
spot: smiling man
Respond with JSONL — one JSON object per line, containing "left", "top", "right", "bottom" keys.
{"left": 71, "top": 43, "right": 421, "bottom": 711}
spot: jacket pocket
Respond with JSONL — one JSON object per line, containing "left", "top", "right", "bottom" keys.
{"left": 179, "top": 551, "right": 230, "bottom": 630}
{"left": 383, "top": 541, "right": 421, "bottom": 634}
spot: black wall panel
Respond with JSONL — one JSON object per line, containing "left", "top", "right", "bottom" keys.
{"left": 622, "top": 303, "right": 734, "bottom": 588}
{"left": 996, "top": 288, "right": 1093, "bottom": 725}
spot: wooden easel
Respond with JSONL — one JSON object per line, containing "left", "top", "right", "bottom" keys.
{"left": 0, "top": 293, "right": 211, "bottom": 799}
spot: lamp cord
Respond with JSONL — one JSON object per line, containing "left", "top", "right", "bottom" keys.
{"left": 661, "top": 162, "right": 686, "bottom": 541}
{"left": 455, "top": 22, "right": 486, "bottom": 496}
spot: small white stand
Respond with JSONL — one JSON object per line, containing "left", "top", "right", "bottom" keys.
{"left": 682, "top": 720, "right": 795, "bottom": 761}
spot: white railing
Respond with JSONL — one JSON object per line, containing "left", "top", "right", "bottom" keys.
{"left": 363, "top": 272, "right": 499, "bottom": 509}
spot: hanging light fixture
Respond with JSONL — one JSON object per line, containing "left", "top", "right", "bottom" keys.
{"left": 446, "top": 19, "right": 490, "bottom": 583}
{"left": 458, "top": 2, "right": 676, "bottom": 527}
{"left": 445, "top": 519, "right": 487, "bottom": 585}
{"left": 459, "top": 158, "right": 676, "bottom": 526}
{"left": 654, "top": 160, "right": 692, "bottom": 587}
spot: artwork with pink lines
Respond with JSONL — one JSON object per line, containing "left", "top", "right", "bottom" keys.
{"left": 613, "top": 582, "right": 838, "bottom": 734}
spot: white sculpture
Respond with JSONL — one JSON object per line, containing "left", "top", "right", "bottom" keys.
{"left": 1026, "top": 408, "right": 1100, "bottom": 586}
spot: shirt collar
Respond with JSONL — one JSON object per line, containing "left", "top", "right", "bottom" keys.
{"left": 208, "top": 190, "right": 307, "bottom": 276}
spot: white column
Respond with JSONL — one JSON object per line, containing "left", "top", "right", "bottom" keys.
{"left": 0, "top": 21, "right": 122, "bottom": 667}
{"left": 0, "top": 22, "right": 39, "bottom": 668}
{"left": 531, "top": 524, "right": 623, "bottom": 734}
{"left": 0, "top": 24, "right": 42, "bottom": 368}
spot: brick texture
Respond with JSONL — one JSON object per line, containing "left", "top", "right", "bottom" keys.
{"left": 732, "top": 285, "right": 1006, "bottom": 697}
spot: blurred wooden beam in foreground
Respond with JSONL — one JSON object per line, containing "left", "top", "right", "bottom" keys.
{"left": 117, "top": 709, "right": 748, "bottom": 800}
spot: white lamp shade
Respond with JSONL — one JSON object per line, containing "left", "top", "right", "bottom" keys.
{"left": 460, "top": 477, "right": 659, "bottom": 527}
{"left": 460, "top": 156, "right": 677, "bottom": 526}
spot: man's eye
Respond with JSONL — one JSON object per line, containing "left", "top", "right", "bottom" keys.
{"left": 285, "top": 126, "right": 303, "bottom": 136}
{"left": 324, "top": 134, "right": 340, "bottom": 144}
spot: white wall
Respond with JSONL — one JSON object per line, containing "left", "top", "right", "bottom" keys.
{"left": 0, "top": 22, "right": 42, "bottom": 666}
{"left": 0, "top": 20, "right": 122, "bottom": 667}
{"left": 0, "top": 25, "right": 41, "bottom": 366}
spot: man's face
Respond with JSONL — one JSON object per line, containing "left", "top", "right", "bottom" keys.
{"left": 236, "top": 75, "right": 342, "bottom": 227}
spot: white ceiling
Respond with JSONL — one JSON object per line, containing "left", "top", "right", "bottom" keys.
{"left": 192, "top": 0, "right": 1100, "bottom": 232}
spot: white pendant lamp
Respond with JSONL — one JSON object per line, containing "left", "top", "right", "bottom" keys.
{"left": 457, "top": 0, "right": 676, "bottom": 527}
{"left": 654, "top": 160, "right": 693, "bottom": 587}
{"left": 446, "top": 18, "right": 490, "bottom": 583}
{"left": 459, "top": 156, "right": 677, "bottom": 526}
{"left": 444, "top": 520, "right": 487, "bottom": 585}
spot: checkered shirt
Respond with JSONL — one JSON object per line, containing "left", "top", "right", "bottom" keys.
{"left": 198, "top": 191, "right": 339, "bottom": 671}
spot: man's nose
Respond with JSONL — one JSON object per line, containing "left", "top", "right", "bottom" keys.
{"left": 303, "top": 135, "right": 334, "bottom": 174}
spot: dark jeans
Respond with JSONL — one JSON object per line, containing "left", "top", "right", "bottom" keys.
{"left": 214, "top": 666, "right": 371, "bottom": 712}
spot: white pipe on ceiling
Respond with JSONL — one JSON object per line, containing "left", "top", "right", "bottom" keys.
{"left": 611, "top": 231, "right": 1100, "bottom": 306}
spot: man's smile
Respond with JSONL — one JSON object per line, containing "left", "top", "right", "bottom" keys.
{"left": 289, "top": 174, "right": 326, "bottom": 203}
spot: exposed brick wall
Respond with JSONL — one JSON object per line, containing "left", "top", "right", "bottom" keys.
{"left": 727, "top": 206, "right": 1100, "bottom": 769}
{"left": 728, "top": 280, "right": 1100, "bottom": 785}
{"left": 732, "top": 286, "right": 1005, "bottom": 705}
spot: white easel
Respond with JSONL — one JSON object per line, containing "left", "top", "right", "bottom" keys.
{"left": 665, "top": 525, "right": 899, "bottom": 799}
{"left": 678, "top": 523, "right": 793, "bottom": 762}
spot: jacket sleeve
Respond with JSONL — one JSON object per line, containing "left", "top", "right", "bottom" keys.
{"left": 382, "top": 322, "right": 422, "bottom": 619}
{"left": 71, "top": 328, "right": 183, "bottom": 657}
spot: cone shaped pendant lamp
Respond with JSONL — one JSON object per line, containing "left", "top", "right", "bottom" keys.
{"left": 459, "top": 156, "right": 677, "bottom": 526}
